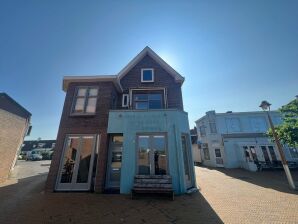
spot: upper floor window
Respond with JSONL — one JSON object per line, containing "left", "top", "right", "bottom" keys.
{"left": 199, "top": 125, "right": 206, "bottom": 137}
{"left": 72, "top": 87, "right": 98, "bottom": 114}
{"left": 209, "top": 122, "right": 217, "bottom": 134}
{"left": 141, "top": 68, "right": 154, "bottom": 82}
{"left": 122, "top": 94, "right": 129, "bottom": 107}
{"left": 202, "top": 143, "right": 210, "bottom": 160}
{"left": 226, "top": 117, "right": 241, "bottom": 133}
{"left": 133, "top": 91, "right": 163, "bottom": 110}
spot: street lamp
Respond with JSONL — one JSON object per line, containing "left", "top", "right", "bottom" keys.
{"left": 259, "top": 100, "right": 296, "bottom": 190}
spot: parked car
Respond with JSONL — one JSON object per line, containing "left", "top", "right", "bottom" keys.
{"left": 27, "top": 151, "right": 43, "bottom": 161}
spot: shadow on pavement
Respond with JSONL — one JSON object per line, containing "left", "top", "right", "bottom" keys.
{"left": 0, "top": 173, "right": 223, "bottom": 224}
{"left": 199, "top": 165, "right": 298, "bottom": 195}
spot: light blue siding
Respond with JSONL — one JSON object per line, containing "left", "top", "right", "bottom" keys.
{"left": 107, "top": 109, "right": 196, "bottom": 194}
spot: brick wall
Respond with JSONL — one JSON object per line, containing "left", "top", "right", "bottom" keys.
{"left": 45, "top": 81, "right": 117, "bottom": 192}
{"left": 0, "top": 109, "right": 28, "bottom": 182}
{"left": 119, "top": 55, "right": 184, "bottom": 110}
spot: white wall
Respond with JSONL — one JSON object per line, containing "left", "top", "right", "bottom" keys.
{"left": 195, "top": 110, "right": 297, "bottom": 170}
{"left": 192, "top": 144, "right": 201, "bottom": 163}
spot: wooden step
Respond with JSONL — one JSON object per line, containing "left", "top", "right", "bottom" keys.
{"left": 135, "top": 175, "right": 171, "bottom": 179}
{"left": 134, "top": 178, "right": 172, "bottom": 184}
{"left": 133, "top": 183, "right": 173, "bottom": 189}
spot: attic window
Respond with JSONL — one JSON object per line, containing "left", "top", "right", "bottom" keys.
{"left": 141, "top": 68, "right": 154, "bottom": 82}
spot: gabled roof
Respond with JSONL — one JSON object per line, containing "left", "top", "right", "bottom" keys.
{"left": 117, "top": 46, "right": 184, "bottom": 83}
{"left": 0, "top": 93, "right": 31, "bottom": 119}
{"left": 62, "top": 46, "right": 185, "bottom": 92}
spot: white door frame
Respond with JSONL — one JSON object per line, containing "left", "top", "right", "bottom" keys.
{"left": 55, "top": 134, "right": 97, "bottom": 191}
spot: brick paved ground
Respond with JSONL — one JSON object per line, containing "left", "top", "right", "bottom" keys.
{"left": 196, "top": 166, "right": 298, "bottom": 224}
{"left": 0, "top": 161, "right": 297, "bottom": 224}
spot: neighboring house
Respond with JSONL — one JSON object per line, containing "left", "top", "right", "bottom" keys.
{"left": 195, "top": 110, "right": 298, "bottom": 172}
{"left": 0, "top": 93, "right": 31, "bottom": 182}
{"left": 190, "top": 127, "right": 201, "bottom": 164}
{"left": 22, "top": 140, "right": 56, "bottom": 151}
{"left": 46, "top": 47, "right": 196, "bottom": 194}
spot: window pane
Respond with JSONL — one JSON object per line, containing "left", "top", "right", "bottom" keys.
{"left": 76, "top": 136, "right": 94, "bottom": 183}
{"left": 268, "top": 146, "right": 277, "bottom": 162}
{"left": 152, "top": 136, "right": 167, "bottom": 175}
{"left": 138, "top": 136, "right": 150, "bottom": 175}
{"left": 112, "top": 136, "right": 123, "bottom": 143}
{"left": 142, "top": 70, "right": 153, "bottom": 81}
{"left": 77, "top": 88, "right": 87, "bottom": 97}
{"left": 149, "top": 100, "right": 162, "bottom": 109}
{"left": 134, "top": 94, "right": 148, "bottom": 101}
{"left": 60, "top": 137, "right": 80, "bottom": 183}
{"left": 181, "top": 135, "right": 191, "bottom": 182}
{"left": 215, "top": 149, "right": 221, "bottom": 157}
{"left": 289, "top": 148, "right": 298, "bottom": 158}
{"left": 89, "top": 88, "right": 98, "bottom": 96}
{"left": 210, "top": 122, "right": 217, "bottom": 134}
{"left": 135, "top": 102, "right": 148, "bottom": 110}
{"left": 149, "top": 94, "right": 161, "bottom": 100}
{"left": 122, "top": 94, "right": 128, "bottom": 106}
{"left": 86, "top": 98, "right": 97, "bottom": 113}
{"left": 74, "top": 98, "right": 85, "bottom": 112}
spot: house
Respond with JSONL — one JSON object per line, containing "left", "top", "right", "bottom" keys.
{"left": 46, "top": 47, "right": 196, "bottom": 194}
{"left": 0, "top": 93, "right": 31, "bottom": 182}
{"left": 195, "top": 110, "right": 298, "bottom": 171}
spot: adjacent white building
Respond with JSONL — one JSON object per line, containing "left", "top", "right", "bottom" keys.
{"left": 195, "top": 110, "right": 298, "bottom": 171}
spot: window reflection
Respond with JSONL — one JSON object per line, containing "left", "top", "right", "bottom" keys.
{"left": 76, "top": 137, "right": 94, "bottom": 183}
{"left": 60, "top": 138, "right": 79, "bottom": 183}
{"left": 153, "top": 136, "right": 166, "bottom": 175}
{"left": 138, "top": 136, "right": 150, "bottom": 175}
{"left": 137, "top": 135, "right": 167, "bottom": 175}
{"left": 133, "top": 92, "right": 164, "bottom": 110}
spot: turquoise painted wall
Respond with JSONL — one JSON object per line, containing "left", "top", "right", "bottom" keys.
{"left": 107, "top": 109, "right": 196, "bottom": 194}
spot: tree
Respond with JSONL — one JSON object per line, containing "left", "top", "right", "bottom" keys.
{"left": 268, "top": 97, "right": 298, "bottom": 148}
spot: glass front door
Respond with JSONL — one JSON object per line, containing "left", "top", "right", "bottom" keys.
{"left": 181, "top": 135, "right": 192, "bottom": 189}
{"left": 106, "top": 135, "right": 123, "bottom": 189}
{"left": 137, "top": 134, "right": 167, "bottom": 175}
{"left": 56, "top": 135, "right": 97, "bottom": 191}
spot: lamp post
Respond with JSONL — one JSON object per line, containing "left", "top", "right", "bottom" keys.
{"left": 259, "top": 100, "right": 296, "bottom": 190}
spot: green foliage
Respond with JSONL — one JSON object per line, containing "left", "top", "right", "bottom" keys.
{"left": 268, "top": 99, "right": 298, "bottom": 147}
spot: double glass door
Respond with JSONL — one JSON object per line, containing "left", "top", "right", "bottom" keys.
{"left": 56, "top": 135, "right": 96, "bottom": 191}
{"left": 138, "top": 134, "right": 167, "bottom": 175}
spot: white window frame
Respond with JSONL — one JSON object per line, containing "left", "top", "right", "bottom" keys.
{"left": 122, "top": 94, "right": 129, "bottom": 107}
{"left": 71, "top": 86, "right": 99, "bottom": 115}
{"left": 129, "top": 88, "right": 166, "bottom": 109}
{"left": 141, "top": 68, "right": 154, "bottom": 83}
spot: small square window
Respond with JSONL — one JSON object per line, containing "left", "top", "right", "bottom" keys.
{"left": 141, "top": 69, "right": 154, "bottom": 82}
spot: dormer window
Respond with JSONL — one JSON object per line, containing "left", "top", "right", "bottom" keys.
{"left": 141, "top": 68, "right": 154, "bottom": 82}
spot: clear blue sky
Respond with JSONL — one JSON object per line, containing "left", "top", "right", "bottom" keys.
{"left": 1, "top": 0, "right": 297, "bottom": 140}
